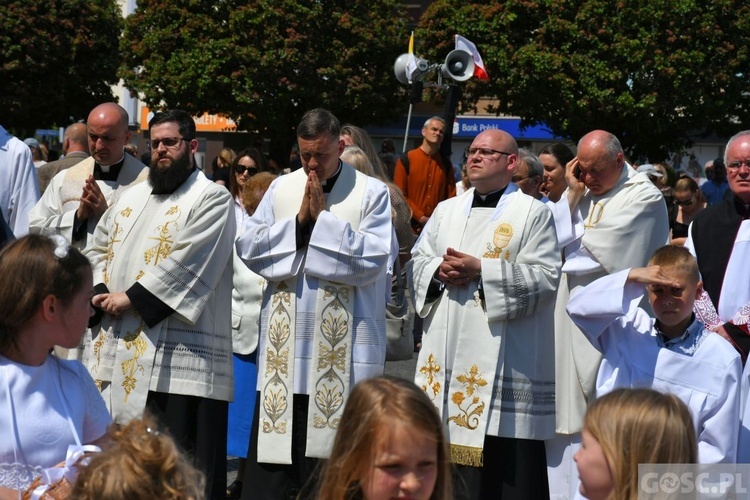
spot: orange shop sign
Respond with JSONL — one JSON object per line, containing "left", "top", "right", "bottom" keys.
{"left": 140, "top": 108, "right": 237, "bottom": 132}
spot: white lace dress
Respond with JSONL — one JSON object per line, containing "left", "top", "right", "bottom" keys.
{"left": 0, "top": 355, "right": 111, "bottom": 490}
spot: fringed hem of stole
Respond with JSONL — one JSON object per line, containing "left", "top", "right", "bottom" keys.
{"left": 450, "top": 443, "right": 483, "bottom": 467}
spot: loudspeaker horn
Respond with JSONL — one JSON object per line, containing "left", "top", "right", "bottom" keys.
{"left": 393, "top": 53, "right": 430, "bottom": 84}
{"left": 441, "top": 49, "right": 475, "bottom": 82}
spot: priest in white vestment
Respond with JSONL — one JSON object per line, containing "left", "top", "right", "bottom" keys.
{"left": 684, "top": 130, "right": 750, "bottom": 462}
{"left": 547, "top": 130, "right": 669, "bottom": 499}
{"left": 412, "top": 129, "right": 560, "bottom": 499}
{"left": 29, "top": 103, "right": 148, "bottom": 250}
{"left": 236, "top": 108, "right": 392, "bottom": 499}
{"left": 81, "top": 110, "right": 235, "bottom": 499}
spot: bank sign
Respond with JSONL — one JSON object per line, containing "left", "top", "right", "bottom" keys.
{"left": 452, "top": 117, "right": 560, "bottom": 140}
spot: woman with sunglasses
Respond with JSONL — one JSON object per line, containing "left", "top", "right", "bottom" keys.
{"left": 230, "top": 148, "right": 267, "bottom": 209}
{"left": 670, "top": 174, "right": 706, "bottom": 246}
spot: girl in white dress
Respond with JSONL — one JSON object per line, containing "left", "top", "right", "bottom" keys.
{"left": 0, "top": 235, "right": 111, "bottom": 496}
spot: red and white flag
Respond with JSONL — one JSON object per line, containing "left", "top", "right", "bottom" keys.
{"left": 455, "top": 34, "right": 489, "bottom": 80}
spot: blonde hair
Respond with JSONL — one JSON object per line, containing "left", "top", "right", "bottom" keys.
{"left": 340, "top": 124, "right": 389, "bottom": 182}
{"left": 341, "top": 145, "right": 375, "bottom": 176}
{"left": 647, "top": 245, "right": 700, "bottom": 284}
{"left": 217, "top": 147, "right": 236, "bottom": 168}
{"left": 316, "top": 376, "right": 451, "bottom": 500}
{"left": 584, "top": 388, "right": 697, "bottom": 500}
{"left": 71, "top": 414, "right": 205, "bottom": 499}
{"left": 674, "top": 174, "right": 705, "bottom": 204}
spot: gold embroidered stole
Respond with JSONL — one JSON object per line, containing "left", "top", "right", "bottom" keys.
{"left": 417, "top": 193, "right": 532, "bottom": 466}
{"left": 258, "top": 278, "right": 296, "bottom": 463}
{"left": 90, "top": 174, "right": 211, "bottom": 423}
{"left": 258, "top": 165, "right": 366, "bottom": 463}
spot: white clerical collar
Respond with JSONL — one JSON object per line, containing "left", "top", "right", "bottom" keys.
{"left": 476, "top": 188, "right": 504, "bottom": 200}
{"left": 99, "top": 152, "right": 126, "bottom": 171}
{"left": 320, "top": 161, "right": 342, "bottom": 187}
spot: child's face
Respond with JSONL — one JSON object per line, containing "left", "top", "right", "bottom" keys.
{"left": 646, "top": 267, "right": 701, "bottom": 333}
{"left": 360, "top": 422, "right": 438, "bottom": 500}
{"left": 574, "top": 429, "right": 613, "bottom": 500}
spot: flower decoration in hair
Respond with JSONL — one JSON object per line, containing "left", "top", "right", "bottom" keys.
{"left": 49, "top": 234, "right": 71, "bottom": 259}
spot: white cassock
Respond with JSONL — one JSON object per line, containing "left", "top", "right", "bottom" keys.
{"left": 412, "top": 184, "right": 560, "bottom": 465}
{"left": 28, "top": 155, "right": 148, "bottom": 250}
{"left": 543, "top": 196, "right": 577, "bottom": 250}
{"left": 0, "top": 125, "right": 40, "bottom": 236}
{"left": 567, "top": 269, "right": 743, "bottom": 464}
{"left": 236, "top": 163, "right": 392, "bottom": 462}
{"left": 81, "top": 169, "right": 235, "bottom": 423}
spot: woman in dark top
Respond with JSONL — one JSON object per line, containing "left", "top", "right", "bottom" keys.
{"left": 670, "top": 174, "right": 706, "bottom": 246}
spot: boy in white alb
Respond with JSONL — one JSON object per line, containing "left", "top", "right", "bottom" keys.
{"left": 567, "top": 245, "right": 743, "bottom": 464}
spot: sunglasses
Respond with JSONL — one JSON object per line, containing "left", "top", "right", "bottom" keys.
{"left": 235, "top": 165, "right": 258, "bottom": 175}
{"left": 675, "top": 196, "right": 695, "bottom": 206}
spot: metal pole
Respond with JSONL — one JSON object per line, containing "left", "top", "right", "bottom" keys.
{"left": 403, "top": 102, "right": 413, "bottom": 153}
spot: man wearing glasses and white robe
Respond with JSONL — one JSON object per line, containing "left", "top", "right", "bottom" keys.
{"left": 412, "top": 129, "right": 561, "bottom": 499}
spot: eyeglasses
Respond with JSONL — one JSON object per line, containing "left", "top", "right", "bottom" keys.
{"left": 148, "top": 137, "right": 187, "bottom": 150}
{"left": 464, "top": 147, "right": 513, "bottom": 160}
{"left": 728, "top": 160, "right": 750, "bottom": 170}
{"left": 675, "top": 195, "right": 695, "bottom": 206}
{"left": 511, "top": 175, "right": 530, "bottom": 183}
{"left": 235, "top": 165, "right": 258, "bottom": 175}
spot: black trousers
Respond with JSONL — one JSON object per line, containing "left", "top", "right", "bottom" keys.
{"left": 146, "top": 391, "right": 228, "bottom": 500}
{"left": 453, "top": 435, "right": 549, "bottom": 500}
{"left": 241, "top": 393, "right": 320, "bottom": 500}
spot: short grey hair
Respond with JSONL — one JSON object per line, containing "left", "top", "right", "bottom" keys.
{"left": 518, "top": 149, "right": 544, "bottom": 178}
{"left": 724, "top": 130, "right": 750, "bottom": 164}
{"left": 423, "top": 116, "right": 446, "bottom": 129}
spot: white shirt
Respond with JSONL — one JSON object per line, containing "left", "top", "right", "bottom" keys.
{"left": 0, "top": 355, "right": 110, "bottom": 489}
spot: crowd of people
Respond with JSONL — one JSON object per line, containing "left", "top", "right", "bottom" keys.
{"left": 1, "top": 102, "right": 750, "bottom": 500}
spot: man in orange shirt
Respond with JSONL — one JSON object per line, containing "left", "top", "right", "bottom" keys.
{"left": 394, "top": 116, "right": 456, "bottom": 234}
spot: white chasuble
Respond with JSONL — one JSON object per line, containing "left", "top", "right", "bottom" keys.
{"left": 413, "top": 186, "right": 560, "bottom": 466}
{"left": 84, "top": 170, "right": 235, "bottom": 423}
{"left": 28, "top": 155, "right": 148, "bottom": 250}
{"left": 256, "top": 165, "right": 367, "bottom": 463}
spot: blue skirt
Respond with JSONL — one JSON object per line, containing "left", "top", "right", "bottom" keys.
{"left": 227, "top": 351, "right": 257, "bottom": 458}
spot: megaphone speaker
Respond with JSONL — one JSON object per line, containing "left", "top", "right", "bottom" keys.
{"left": 441, "top": 49, "right": 475, "bottom": 82}
{"left": 393, "top": 53, "right": 411, "bottom": 85}
{"left": 394, "top": 53, "right": 431, "bottom": 84}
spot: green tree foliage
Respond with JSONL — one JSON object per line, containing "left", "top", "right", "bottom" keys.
{"left": 417, "top": 0, "right": 750, "bottom": 159}
{"left": 0, "top": 0, "right": 122, "bottom": 133}
{"left": 120, "top": 0, "right": 410, "bottom": 153}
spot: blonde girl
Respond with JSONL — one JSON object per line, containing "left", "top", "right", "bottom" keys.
{"left": 575, "top": 388, "right": 697, "bottom": 500}
{"left": 316, "top": 376, "right": 451, "bottom": 500}
{"left": 72, "top": 413, "right": 205, "bottom": 499}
